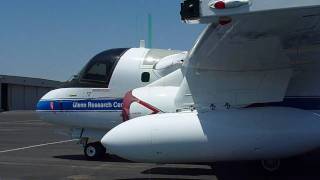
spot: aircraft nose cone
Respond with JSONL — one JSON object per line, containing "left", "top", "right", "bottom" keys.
{"left": 35, "top": 88, "right": 67, "bottom": 124}
{"left": 101, "top": 117, "right": 154, "bottom": 162}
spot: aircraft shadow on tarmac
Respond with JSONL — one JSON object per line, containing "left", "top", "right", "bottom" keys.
{"left": 213, "top": 156, "right": 320, "bottom": 180}
{"left": 54, "top": 151, "right": 320, "bottom": 180}
{"left": 140, "top": 154, "right": 320, "bottom": 180}
{"left": 117, "top": 178, "right": 200, "bottom": 180}
{"left": 53, "top": 154, "right": 132, "bottom": 163}
{"left": 142, "top": 167, "right": 214, "bottom": 176}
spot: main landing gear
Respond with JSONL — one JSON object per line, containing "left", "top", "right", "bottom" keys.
{"left": 209, "top": 159, "right": 281, "bottom": 173}
{"left": 79, "top": 138, "right": 106, "bottom": 160}
{"left": 84, "top": 142, "right": 106, "bottom": 160}
{"left": 261, "top": 159, "right": 281, "bottom": 172}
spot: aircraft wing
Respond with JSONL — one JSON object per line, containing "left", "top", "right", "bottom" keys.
{"left": 181, "top": 1, "right": 320, "bottom": 111}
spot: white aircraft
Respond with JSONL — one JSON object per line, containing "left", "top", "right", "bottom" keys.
{"left": 101, "top": 0, "right": 320, "bottom": 171}
{"left": 36, "top": 47, "right": 187, "bottom": 160}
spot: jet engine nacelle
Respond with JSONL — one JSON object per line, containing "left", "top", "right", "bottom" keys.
{"left": 102, "top": 107, "right": 320, "bottom": 163}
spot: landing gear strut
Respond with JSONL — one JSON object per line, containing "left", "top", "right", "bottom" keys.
{"left": 261, "top": 159, "right": 281, "bottom": 172}
{"left": 84, "top": 142, "right": 106, "bottom": 160}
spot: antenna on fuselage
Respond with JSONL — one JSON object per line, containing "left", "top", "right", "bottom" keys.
{"left": 139, "top": 40, "right": 146, "bottom": 48}
{"left": 139, "top": 13, "right": 153, "bottom": 49}
{"left": 147, "top": 13, "right": 153, "bottom": 48}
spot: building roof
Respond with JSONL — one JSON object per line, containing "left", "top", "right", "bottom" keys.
{"left": 0, "top": 75, "right": 62, "bottom": 88}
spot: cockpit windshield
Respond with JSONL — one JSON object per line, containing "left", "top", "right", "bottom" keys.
{"left": 63, "top": 48, "right": 129, "bottom": 88}
{"left": 82, "top": 60, "right": 112, "bottom": 82}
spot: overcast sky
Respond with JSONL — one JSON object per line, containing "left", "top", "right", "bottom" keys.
{"left": 0, "top": 0, "right": 205, "bottom": 81}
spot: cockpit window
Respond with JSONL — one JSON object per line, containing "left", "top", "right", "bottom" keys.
{"left": 82, "top": 62, "right": 108, "bottom": 82}
{"left": 62, "top": 48, "right": 129, "bottom": 88}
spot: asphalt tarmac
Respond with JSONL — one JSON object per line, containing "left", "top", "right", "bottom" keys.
{"left": 0, "top": 111, "right": 320, "bottom": 180}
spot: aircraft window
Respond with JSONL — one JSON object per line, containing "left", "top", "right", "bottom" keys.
{"left": 141, "top": 72, "right": 150, "bottom": 82}
{"left": 82, "top": 63, "right": 108, "bottom": 82}
{"left": 62, "top": 48, "right": 129, "bottom": 88}
{"left": 87, "top": 63, "right": 106, "bottom": 75}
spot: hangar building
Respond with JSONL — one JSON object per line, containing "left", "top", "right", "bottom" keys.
{"left": 0, "top": 75, "right": 62, "bottom": 111}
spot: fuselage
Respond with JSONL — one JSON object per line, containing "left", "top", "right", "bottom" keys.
{"left": 36, "top": 48, "right": 186, "bottom": 132}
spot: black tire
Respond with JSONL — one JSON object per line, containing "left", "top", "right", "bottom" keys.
{"left": 261, "top": 159, "right": 281, "bottom": 172}
{"left": 84, "top": 142, "right": 106, "bottom": 160}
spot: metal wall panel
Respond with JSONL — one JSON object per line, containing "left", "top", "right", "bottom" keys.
{"left": 4, "top": 84, "right": 53, "bottom": 111}
{"left": 0, "top": 83, "right": 2, "bottom": 110}
{"left": 25, "top": 86, "right": 38, "bottom": 110}
{"left": 36, "top": 87, "right": 50, "bottom": 100}
{"left": 8, "top": 84, "right": 25, "bottom": 110}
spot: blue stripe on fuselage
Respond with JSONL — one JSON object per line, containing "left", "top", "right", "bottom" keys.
{"left": 36, "top": 99, "right": 123, "bottom": 111}
{"left": 37, "top": 96, "right": 320, "bottom": 112}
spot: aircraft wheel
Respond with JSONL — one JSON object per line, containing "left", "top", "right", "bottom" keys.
{"left": 261, "top": 159, "right": 281, "bottom": 172}
{"left": 84, "top": 142, "right": 106, "bottom": 160}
